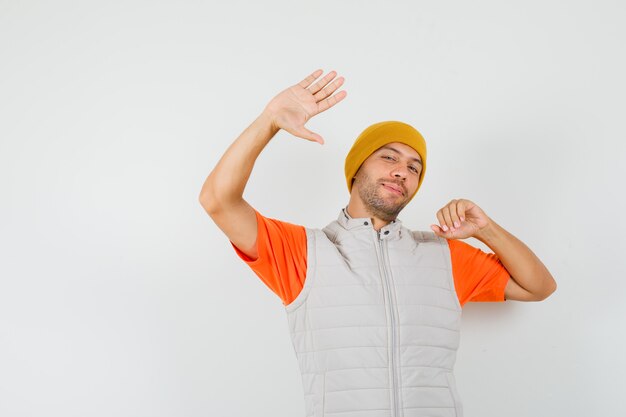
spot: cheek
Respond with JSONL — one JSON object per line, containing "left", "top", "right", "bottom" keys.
{"left": 357, "top": 164, "right": 377, "bottom": 179}
{"left": 365, "top": 162, "right": 387, "bottom": 176}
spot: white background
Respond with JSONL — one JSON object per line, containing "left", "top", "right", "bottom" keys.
{"left": 1, "top": 1, "right": 625, "bottom": 416}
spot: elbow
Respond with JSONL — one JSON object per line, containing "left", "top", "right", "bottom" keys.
{"left": 199, "top": 190, "right": 242, "bottom": 214}
{"left": 537, "top": 277, "right": 557, "bottom": 301}
{"left": 199, "top": 191, "right": 219, "bottom": 213}
{"left": 546, "top": 275, "right": 557, "bottom": 298}
{"left": 199, "top": 176, "right": 242, "bottom": 213}
{"left": 199, "top": 175, "right": 221, "bottom": 211}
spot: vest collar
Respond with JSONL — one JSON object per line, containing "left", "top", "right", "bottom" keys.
{"left": 338, "top": 206, "right": 403, "bottom": 240}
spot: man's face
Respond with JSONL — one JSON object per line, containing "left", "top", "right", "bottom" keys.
{"left": 352, "top": 142, "right": 423, "bottom": 221}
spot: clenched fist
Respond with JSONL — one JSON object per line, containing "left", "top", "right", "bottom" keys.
{"left": 430, "top": 199, "right": 491, "bottom": 240}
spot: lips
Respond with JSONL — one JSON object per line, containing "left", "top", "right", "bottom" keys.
{"left": 382, "top": 183, "right": 404, "bottom": 196}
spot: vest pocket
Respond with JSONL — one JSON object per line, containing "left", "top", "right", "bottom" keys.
{"left": 445, "top": 372, "right": 463, "bottom": 417}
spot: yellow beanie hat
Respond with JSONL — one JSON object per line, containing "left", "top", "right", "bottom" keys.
{"left": 344, "top": 120, "right": 427, "bottom": 202}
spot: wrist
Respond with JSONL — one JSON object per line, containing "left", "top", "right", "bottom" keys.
{"left": 259, "top": 108, "right": 280, "bottom": 134}
{"left": 474, "top": 218, "right": 500, "bottom": 244}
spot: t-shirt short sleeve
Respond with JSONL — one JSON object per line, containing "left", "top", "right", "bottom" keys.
{"left": 229, "top": 209, "right": 307, "bottom": 306}
{"left": 447, "top": 239, "right": 511, "bottom": 308}
{"left": 228, "top": 212, "right": 508, "bottom": 308}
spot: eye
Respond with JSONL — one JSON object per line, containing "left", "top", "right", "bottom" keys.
{"left": 409, "top": 166, "right": 418, "bottom": 173}
{"left": 382, "top": 155, "right": 395, "bottom": 161}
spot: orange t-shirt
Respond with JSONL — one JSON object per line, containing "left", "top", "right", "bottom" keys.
{"left": 230, "top": 209, "right": 510, "bottom": 308}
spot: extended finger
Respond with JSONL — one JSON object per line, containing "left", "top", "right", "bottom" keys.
{"left": 314, "top": 76, "right": 344, "bottom": 101}
{"left": 308, "top": 70, "right": 339, "bottom": 95}
{"left": 317, "top": 89, "right": 348, "bottom": 114}
{"left": 298, "top": 69, "right": 324, "bottom": 90}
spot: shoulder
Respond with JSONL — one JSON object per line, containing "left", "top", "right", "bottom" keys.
{"left": 253, "top": 209, "right": 309, "bottom": 237}
{"left": 410, "top": 229, "right": 448, "bottom": 245}
{"left": 446, "top": 238, "right": 496, "bottom": 260}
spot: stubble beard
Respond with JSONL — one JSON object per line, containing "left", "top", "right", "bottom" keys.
{"left": 355, "top": 171, "right": 409, "bottom": 222}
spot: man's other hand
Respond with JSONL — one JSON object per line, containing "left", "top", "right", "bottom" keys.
{"left": 430, "top": 198, "right": 491, "bottom": 240}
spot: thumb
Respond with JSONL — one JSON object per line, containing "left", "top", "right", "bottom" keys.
{"left": 430, "top": 224, "right": 446, "bottom": 237}
{"left": 293, "top": 126, "right": 324, "bottom": 145}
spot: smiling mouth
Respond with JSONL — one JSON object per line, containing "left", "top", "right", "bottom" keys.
{"left": 382, "top": 184, "right": 404, "bottom": 196}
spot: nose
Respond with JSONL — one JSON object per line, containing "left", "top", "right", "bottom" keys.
{"left": 391, "top": 165, "right": 409, "bottom": 180}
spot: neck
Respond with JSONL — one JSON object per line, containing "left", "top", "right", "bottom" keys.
{"left": 346, "top": 197, "right": 394, "bottom": 232}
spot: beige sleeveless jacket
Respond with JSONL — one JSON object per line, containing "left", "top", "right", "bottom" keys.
{"left": 285, "top": 207, "right": 464, "bottom": 417}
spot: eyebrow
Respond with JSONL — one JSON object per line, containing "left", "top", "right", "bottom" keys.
{"left": 379, "top": 145, "right": 423, "bottom": 167}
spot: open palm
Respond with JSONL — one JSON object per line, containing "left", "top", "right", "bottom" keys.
{"left": 263, "top": 69, "right": 347, "bottom": 144}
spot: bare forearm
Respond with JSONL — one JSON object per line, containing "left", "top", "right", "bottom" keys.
{"left": 199, "top": 111, "right": 279, "bottom": 209}
{"left": 474, "top": 219, "right": 557, "bottom": 299}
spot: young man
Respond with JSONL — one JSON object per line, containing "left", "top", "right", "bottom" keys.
{"left": 199, "top": 69, "right": 556, "bottom": 417}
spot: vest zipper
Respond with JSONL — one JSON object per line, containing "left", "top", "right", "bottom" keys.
{"left": 376, "top": 229, "right": 399, "bottom": 417}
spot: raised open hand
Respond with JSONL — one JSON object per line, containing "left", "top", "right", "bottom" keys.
{"left": 262, "top": 69, "right": 347, "bottom": 145}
